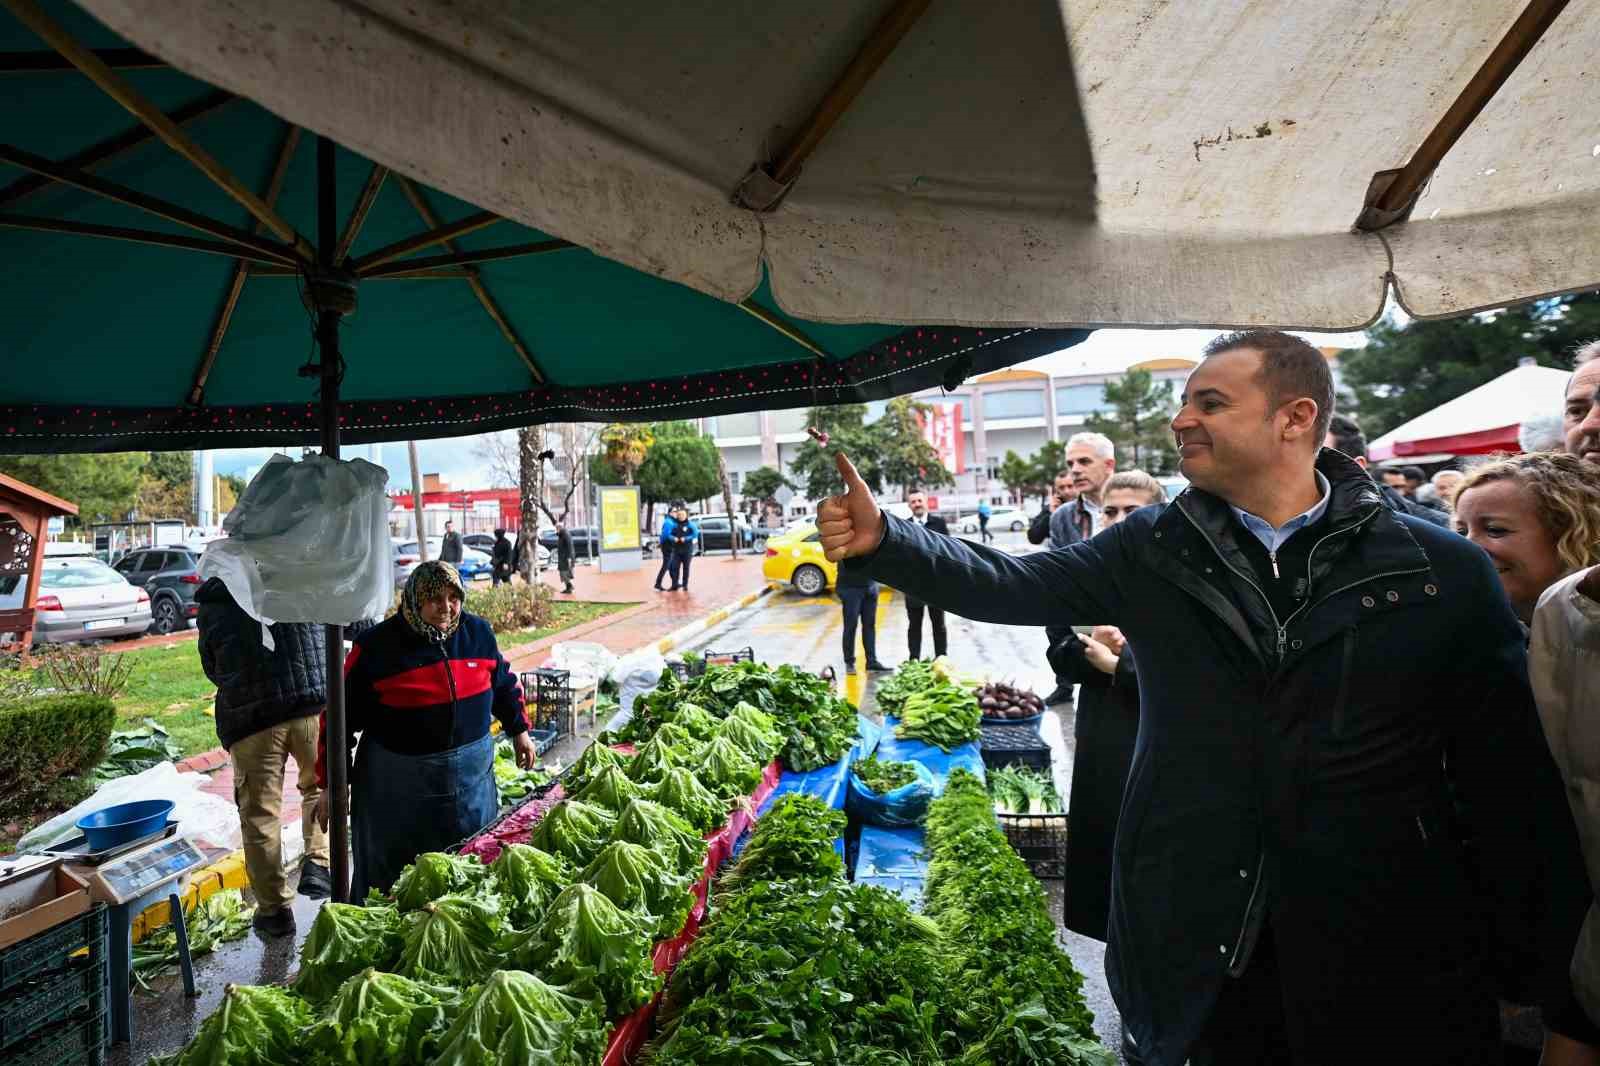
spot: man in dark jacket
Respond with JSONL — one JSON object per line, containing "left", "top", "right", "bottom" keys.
{"left": 817, "top": 331, "right": 1585, "bottom": 1065}
{"left": 554, "top": 521, "right": 576, "bottom": 594}
{"left": 491, "top": 528, "right": 514, "bottom": 587}
{"left": 901, "top": 489, "right": 948, "bottom": 659}
{"left": 440, "top": 520, "right": 464, "bottom": 564}
{"left": 1325, "top": 414, "right": 1451, "bottom": 527}
{"left": 196, "top": 578, "right": 332, "bottom": 935}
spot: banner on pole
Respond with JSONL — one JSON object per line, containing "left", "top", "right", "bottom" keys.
{"left": 918, "top": 403, "right": 965, "bottom": 475}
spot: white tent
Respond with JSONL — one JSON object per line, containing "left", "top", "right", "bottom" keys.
{"left": 72, "top": 0, "right": 1600, "bottom": 333}
{"left": 1368, "top": 363, "right": 1571, "bottom": 460}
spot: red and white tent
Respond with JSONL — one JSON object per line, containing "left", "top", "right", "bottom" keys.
{"left": 1368, "top": 363, "right": 1571, "bottom": 460}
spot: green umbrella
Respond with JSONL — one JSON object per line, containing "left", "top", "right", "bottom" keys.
{"left": 1, "top": 0, "right": 1086, "bottom": 908}
{"left": 0, "top": 0, "right": 1084, "bottom": 455}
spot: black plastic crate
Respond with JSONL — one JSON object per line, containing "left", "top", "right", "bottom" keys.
{"left": 979, "top": 723, "right": 1052, "bottom": 773}
{"left": 8, "top": 1004, "right": 105, "bottom": 1066}
{"left": 665, "top": 660, "right": 694, "bottom": 682}
{"left": 0, "top": 906, "right": 106, "bottom": 996}
{"left": 997, "top": 812, "right": 1068, "bottom": 880}
{"left": 699, "top": 647, "right": 755, "bottom": 671}
{"left": 522, "top": 668, "right": 572, "bottom": 736}
{"left": 1, "top": 954, "right": 107, "bottom": 1051}
{"left": 529, "top": 726, "right": 559, "bottom": 756}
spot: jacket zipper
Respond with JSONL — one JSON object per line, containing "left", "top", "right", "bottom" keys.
{"left": 1227, "top": 852, "right": 1267, "bottom": 973}
{"left": 1175, "top": 502, "right": 1290, "bottom": 660}
{"left": 440, "top": 646, "right": 459, "bottom": 739}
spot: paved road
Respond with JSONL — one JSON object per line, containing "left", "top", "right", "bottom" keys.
{"left": 682, "top": 564, "right": 1128, "bottom": 1058}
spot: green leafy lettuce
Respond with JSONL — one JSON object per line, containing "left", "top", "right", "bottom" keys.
{"left": 717, "top": 701, "right": 783, "bottom": 764}
{"left": 612, "top": 798, "right": 708, "bottom": 875}
{"left": 666, "top": 701, "right": 719, "bottom": 741}
{"left": 691, "top": 734, "right": 762, "bottom": 801}
{"left": 292, "top": 902, "right": 404, "bottom": 1003}
{"left": 527, "top": 799, "right": 618, "bottom": 867}
{"left": 566, "top": 741, "right": 629, "bottom": 793}
{"left": 149, "top": 983, "right": 313, "bottom": 1066}
{"left": 625, "top": 729, "right": 693, "bottom": 784}
{"left": 397, "top": 892, "right": 506, "bottom": 985}
{"left": 580, "top": 840, "right": 694, "bottom": 939}
{"left": 431, "top": 970, "right": 609, "bottom": 1066}
{"left": 491, "top": 843, "right": 576, "bottom": 929}
{"left": 642, "top": 766, "right": 727, "bottom": 834}
{"left": 389, "top": 851, "right": 490, "bottom": 913}
{"left": 568, "top": 763, "right": 644, "bottom": 812}
{"left": 894, "top": 684, "right": 982, "bottom": 752}
{"left": 304, "top": 968, "right": 460, "bottom": 1066}
{"left": 503, "top": 883, "right": 662, "bottom": 1017}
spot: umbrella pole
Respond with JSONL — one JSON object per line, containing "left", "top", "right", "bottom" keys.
{"left": 313, "top": 134, "right": 352, "bottom": 902}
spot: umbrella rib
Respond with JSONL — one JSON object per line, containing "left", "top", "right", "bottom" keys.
{"left": 0, "top": 144, "right": 298, "bottom": 266}
{"left": 252, "top": 264, "right": 473, "bottom": 279}
{"left": 0, "top": 89, "right": 235, "bottom": 207}
{"left": 347, "top": 211, "right": 502, "bottom": 273}
{"left": 0, "top": 212, "right": 294, "bottom": 265}
{"left": 392, "top": 174, "right": 545, "bottom": 383}
{"left": 0, "top": 47, "right": 165, "bottom": 72}
{"left": 358, "top": 239, "right": 574, "bottom": 278}
{"left": 736, "top": 300, "right": 833, "bottom": 360}
{"left": 1, "top": 0, "right": 313, "bottom": 260}
{"left": 188, "top": 124, "right": 303, "bottom": 407}
{"left": 333, "top": 163, "right": 388, "bottom": 264}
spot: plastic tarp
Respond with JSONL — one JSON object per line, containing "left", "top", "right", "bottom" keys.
{"left": 877, "top": 717, "right": 986, "bottom": 787}
{"left": 853, "top": 825, "right": 929, "bottom": 908}
{"left": 18, "top": 761, "right": 239, "bottom": 853}
{"left": 846, "top": 760, "right": 937, "bottom": 828}
{"left": 82, "top": 0, "right": 1600, "bottom": 332}
{"left": 1368, "top": 363, "right": 1575, "bottom": 459}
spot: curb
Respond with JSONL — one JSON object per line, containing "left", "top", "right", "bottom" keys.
{"left": 650, "top": 584, "right": 774, "bottom": 656}
{"left": 130, "top": 849, "right": 249, "bottom": 944}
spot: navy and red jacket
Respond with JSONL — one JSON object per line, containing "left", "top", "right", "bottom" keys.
{"left": 317, "top": 612, "right": 528, "bottom": 788}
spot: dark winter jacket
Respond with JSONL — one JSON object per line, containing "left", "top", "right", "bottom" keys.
{"left": 492, "top": 534, "right": 514, "bottom": 575}
{"left": 555, "top": 529, "right": 575, "bottom": 569}
{"left": 196, "top": 578, "right": 327, "bottom": 750}
{"left": 1048, "top": 633, "right": 1140, "bottom": 942}
{"left": 1379, "top": 481, "right": 1452, "bottom": 527}
{"left": 1025, "top": 499, "right": 1093, "bottom": 548}
{"left": 316, "top": 611, "right": 528, "bottom": 789}
{"left": 440, "top": 530, "right": 465, "bottom": 563}
{"left": 846, "top": 447, "right": 1585, "bottom": 1065}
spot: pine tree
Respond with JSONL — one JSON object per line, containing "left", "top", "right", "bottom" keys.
{"left": 1084, "top": 369, "right": 1178, "bottom": 474}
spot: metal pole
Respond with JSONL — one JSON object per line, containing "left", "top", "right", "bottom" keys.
{"left": 315, "top": 134, "right": 351, "bottom": 903}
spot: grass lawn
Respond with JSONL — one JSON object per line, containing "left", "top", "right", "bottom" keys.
{"left": 114, "top": 642, "right": 222, "bottom": 759}
{"left": 500, "top": 600, "right": 636, "bottom": 651}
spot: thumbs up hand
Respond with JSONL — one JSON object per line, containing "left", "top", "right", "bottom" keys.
{"left": 818, "top": 452, "right": 885, "bottom": 561}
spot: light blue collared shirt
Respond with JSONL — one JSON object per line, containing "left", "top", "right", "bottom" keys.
{"left": 1229, "top": 472, "right": 1332, "bottom": 555}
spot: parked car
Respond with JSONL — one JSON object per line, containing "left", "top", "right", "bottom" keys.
{"left": 538, "top": 525, "right": 601, "bottom": 555}
{"left": 692, "top": 513, "right": 754, "bottom": 554}
{"left": 32, "top": 556, "right": 152, "bottom": 643}
{"left": 958, "top": 506, "right": 1027, "bottom": 534}
{"left": 762, "top": 523, "right": 835, "bottom": 596}
{"left": 113, "top": 546, "right": 202, "bottom": 635}
{"left": 395, "top": 539, "right": 494, "bottom": 582}
{"left": 462, "top": 533, "right": 496, "bottom": 554}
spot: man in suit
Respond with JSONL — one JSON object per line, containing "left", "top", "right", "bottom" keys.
{"left": 1039, "top": 432, "right": 1117, "bottom": 705}
{"left": 902, "top": 488, "right": 948, "bottom": 659}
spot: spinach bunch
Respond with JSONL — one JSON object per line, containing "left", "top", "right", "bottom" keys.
{"left": 895, "top": 684, "right": 982, "bottom": 752}
{"left": 854, "top": 754, "right": 920, "bottom": 795}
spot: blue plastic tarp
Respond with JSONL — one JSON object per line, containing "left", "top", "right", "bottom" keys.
{"left": 853, "top": 825, "right": 928, "bottom": 907}
{"left": 735, "top": 715, "right": 876, "bottom": 862}
{"left": 876, "top": 717, "right": 986, "bottom": 786}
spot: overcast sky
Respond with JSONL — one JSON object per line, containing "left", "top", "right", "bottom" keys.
{"left": 210, "top": 324, "right": 1373, "bottom": 491}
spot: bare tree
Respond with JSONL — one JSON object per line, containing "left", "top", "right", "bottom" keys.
{"left": 515, "top": 428, "right": 543, "bottom": 583}
{"left": 476, "top": 431, "right": 519, "bottom": 489}
{"left": 716, "top": 450, "right": 739, "bottom": 559}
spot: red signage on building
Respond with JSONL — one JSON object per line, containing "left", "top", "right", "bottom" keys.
{"left": 918, "top": 402, "right": 965, "bottom": 475}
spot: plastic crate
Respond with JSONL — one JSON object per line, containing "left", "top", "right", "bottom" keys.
{"left": 529, "top": 726, "right": 559, "bottom": 757}
{"left": 699, "top": 647, "right": 755, "bottom": 672}
{"left": 1, "top": 954, "right": 107, "bottom": 1050}
{"left": 665, "top": 660, "right": 694, "bottom": 682}
{"left": 8, "top": 1005, "right": 105, "bottom": 1066}
{"left": 523, "top": 668, "right": 572, "bottom": 736}
{"left": 0, "top": 906, "right": 106, "bottom": 996}
{"left": 997, "top": 812, "right": 1069, "bottom": 880}
{"left": 979, "top": 723, "right": 1053, "bottom": 773}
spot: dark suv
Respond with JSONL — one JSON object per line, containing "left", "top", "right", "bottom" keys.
{"left": 113, "top": 547, "right": 202, "bottom": 635}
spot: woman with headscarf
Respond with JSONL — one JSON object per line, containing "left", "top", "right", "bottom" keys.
{"left": 316, "top": 561, "right": 535, "bottom": 900}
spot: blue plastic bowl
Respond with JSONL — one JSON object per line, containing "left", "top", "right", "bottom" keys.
{"left": 76, "top": 799, "right": 176, "bottom": 852}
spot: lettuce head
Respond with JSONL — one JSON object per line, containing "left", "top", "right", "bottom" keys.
{"left": 692, "top": 734, "right": 762, "bottom": 801}
{"left": 397, "top": 892, "right": 506, "bottom": 984}
{"left": 612, "top": 798, "right": 708, "bottom": 875}
{"left": 568, "top": 764, "right": 644, "bottom": 812}
{"left": 389, "top": 852, "right": 489, "bottom": 913}
{"left": 292, "top": 902, "right": 404, "bottom": 1004}
{"left": 304, "top": 968, "right": 460, "bottom": 1066}
{"left": 431, "top": 970, "right": 608, "bottom": 1066}
{"left": 527, "top": 799, "right": 618, "bottom": 867}
{"left": 580, "top": 840, "right": 694, "bottom": 939}
{"left": 148, "top": 983, "right": 312, "bottom": 1066}
{"left": 491, "top": 843, "right": 575, "bottom": 929}
{"left": 642, "top": 766, "right": 727, "bottom": 835}
{"left": 502, "top": 883, "right": 661, "bottom": 1017}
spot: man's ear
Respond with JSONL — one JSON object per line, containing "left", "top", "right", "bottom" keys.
{"left": 1353, "top": 455, "right": 1369, "bottom": 470}
{"left": 1281, "top": 399, "right": 1320, "bottom": 444}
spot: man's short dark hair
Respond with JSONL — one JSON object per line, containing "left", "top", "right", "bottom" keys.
{"left": 1400, "top": 465, "right": 1426, "bottom": 484}
{"left": 1055, "top": 469, "right": 1072, "bottom": 481}
{"left": 1202, "top": 329, "right": 1336, "bottom": 442}
{"left": 906, "top": 487, "right": 926, "bottom": 499}
{"left": 1326, "top": 413, "right": 1366, "bottom": 460}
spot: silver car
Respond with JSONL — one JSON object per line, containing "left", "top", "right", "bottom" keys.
{"left": 32, "top": 556, "right": 153, "bottom": 643}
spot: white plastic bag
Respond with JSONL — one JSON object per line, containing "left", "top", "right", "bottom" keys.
{"left": 199, "top": 454, "right": 392, "bottom": 648}
{"left": 18, "top": 762, "right": 240, "bottom": 853}
{"left": 549, "top": 641, "right": 618, "bottom": 688}
{"left": 614, "top": 648, "right": 669, "bottom": 722}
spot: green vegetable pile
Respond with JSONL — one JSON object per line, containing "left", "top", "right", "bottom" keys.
{"left": 988, "top": 766, "right": 1064, "bottom": 814}
{"left": 493, "top": 738, "right": 555, "bottom": 805}
{"left": 133, "top": 889, "right": 256, "bottom": 991}
{"left": 624, "top": 661, "right": 858, "bottom": 772}
{"left": 853, "top": 753, "right": 920, "bottom": 796}
{"left": 895, "top": 684, "right": 982, "bottom": 752}
{"left": 642, "top": 766, "right": 726, "bottom": 835}
{"left": 150, "top": 983, "right": 314, "bottom": 1066}
{"left": 926, "top": 770, "right": 1110, "bottom": 1064}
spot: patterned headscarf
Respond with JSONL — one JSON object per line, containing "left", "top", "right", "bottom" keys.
{"left": 401, "top": 560, "right": 465, "bottom": 643}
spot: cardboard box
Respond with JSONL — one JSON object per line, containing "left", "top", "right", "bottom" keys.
{"left": 0, "top": 860, "right": 90, "bottom": 951}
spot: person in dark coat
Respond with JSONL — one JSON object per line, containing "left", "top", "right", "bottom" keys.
{"left": 653, "top": 510, "right": 679, "bottom": 591}
{"left": 315, "top": 562, "right": 534, "bottom": 901}
{"left": 667, "top": 506, "right": 699, "bottom": 592}
{"left": 1325, "top": 413, "right": 1451, "bottom": 527}
{"left": 490, "top": 527, "right": 514, "bottom": 587}
{"left": 554, "top": 521, "right": 575, "bottom": 595}
{"left": 816, "top": 330, "right": 1586, "bottom": 1066}
{"left": 439, "top": 520, "right": 464, "bottom": 564}
{"left": 836, "top": 561, "right": 889, "bottom": 676}
{"left": 901, "top": 489, "right": 948, "bottom": 659}
{"left": 197, "top": 578, "right": 333, "bottom": 934}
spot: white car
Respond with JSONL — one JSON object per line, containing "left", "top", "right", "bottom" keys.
{"left": 959, "top": 507, "right": 1027, "bottom": 534}
{"left": 27, "top": 556, "right": 153, "bottom": 643}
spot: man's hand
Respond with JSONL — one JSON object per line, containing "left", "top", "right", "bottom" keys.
{"left": 1092, "top": 625, "right": 1126, "bottom": 656}
{"left": 314, "top": 791, "right": 332, "bottom": 831}
{"left": 1577, "top": 565, "right": 1600, "bottom": 604}
{"left": 1080, "top": 635, "right": 1120, "bottom": 675}
{"left": 512, "top": 730, "right": 537, "bottom": 770}
{"left": 818, "top": 453, "right": 885, "bottom": 562}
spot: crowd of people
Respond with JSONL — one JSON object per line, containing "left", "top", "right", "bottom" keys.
{"left": 819, "top": 330, "right": 1600, "bottom": 1066}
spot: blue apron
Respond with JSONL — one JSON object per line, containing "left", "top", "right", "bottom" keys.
{"left": 350, "top": 731, "right": 497, "bottom": 902}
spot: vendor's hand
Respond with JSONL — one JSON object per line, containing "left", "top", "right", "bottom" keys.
{"left": 512, "top": 731, "right": 537, "bottom": 770}
{"left": 1080, "top": 635, "right": 1120, "bottom": 676}
{"left": 1578, "top": 565, "right": 1600, "bottom": 604}
{"left": 314, "top": 791, "right": 331, "bottom": 831}
{"left": 1092, "top": 625, "right": 1126, "bottom": 656}
{"left": 818, "top": 453, "right": 884, "bottom": 561}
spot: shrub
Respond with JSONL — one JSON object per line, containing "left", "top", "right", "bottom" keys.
{"left": 465, "top": 582, "right": 555, "bottom": 634}
{"left": 34, "top": 643, "right": 135, "bottom": 699}
{"left": 0, "top": 694, "right": 117, "bottom": 818}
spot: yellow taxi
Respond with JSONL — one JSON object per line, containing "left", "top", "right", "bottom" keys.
{"left": 762, "top": 523, "right": 837, "bottom": 595}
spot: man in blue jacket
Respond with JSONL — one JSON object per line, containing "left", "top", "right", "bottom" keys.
{"left": 816, "top": 330, "right": 1585, "bottom": 1066}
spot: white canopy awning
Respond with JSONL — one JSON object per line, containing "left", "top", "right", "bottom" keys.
{"left": 74, "top": 0, "right": 1600, "bottom": 332}
{"left": 1368, "top": 363, "right": 1572, "bottom": 460}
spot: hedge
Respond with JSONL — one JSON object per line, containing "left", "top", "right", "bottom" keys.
{"left": 0, "top": 693, "right": 116, "bottom": 819}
